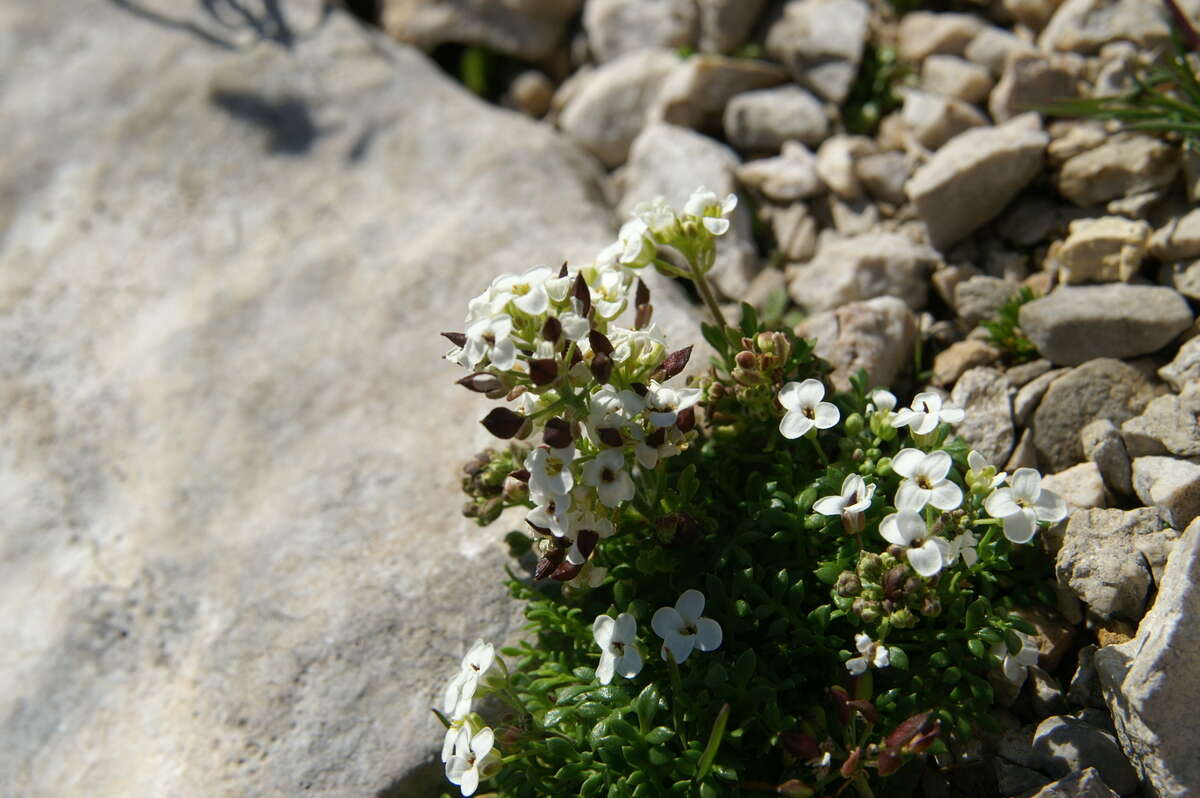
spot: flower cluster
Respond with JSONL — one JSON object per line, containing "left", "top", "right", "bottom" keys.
{"left": 440, "top": 641, "right": 502, "bottom": 797}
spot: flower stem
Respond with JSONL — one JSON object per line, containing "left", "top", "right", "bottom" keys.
{"left": 807, "top": 432, "right": 829, "bottom": 464}
{"left": 688, "top": 255, "right": 728, "bottom": 329}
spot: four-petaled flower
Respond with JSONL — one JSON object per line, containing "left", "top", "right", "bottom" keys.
{"left": 526, "top": 445, "right": 575, "bottom": 499}
{"left": 445, "top": 726, "right": 501, "bottom": 797}
{"left": 814, "top": 474, "right": 875, "bottom": 533}
{"left": 892, "top": 448, "right": 963, "bottom": 512}
{"left": 967, "top": 449, "right": 1007, "bottom": 490}
{"left": 582, "top": 449, "right": 636, "bottom": 508}
{"left": 778, "top": 379, "right": 839, "bottom": 439}
{"left": 463, "top": 314, "right": 517, "bottom": 371}
{"left": 645, "top": 380, "right": 702, "bottom": 428}
{"left": 879, "top": 511, "right": 944, "bottom": 577}
{"left": 845, "top": 632, "right": 890, "bottom": 676}
{"left": 992, "top": 630, "right": 1040, "bottom": 687}
{"left": 684, "top": 187, "right": 738, "bottom": 236}
{"left": 983, "top": 467, "right": 1067, "bottom": 544}
{"left": 935, "top": 531, "right": 980, "bottom": 567}
{"left": 593, "top": 612, "right": 644, "bottom": 685}
{"left": 890, "top": 391, "right": 964, "bottom": 435}
{"left": 652, "top": 589, "right": 723, "bottom": 663}
{"left": 442, "top": 639, "right": 494, "bottom": 723}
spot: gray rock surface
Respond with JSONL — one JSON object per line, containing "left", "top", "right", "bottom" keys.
{"left": 965, "top": 27, "right": 1040, "bottom": 76}
{"left": 1032, "top": 358, "right": 1161, "bottom": 475}
{"left": 1122, "top": 385, "right": 1200, "bottom": 458}
{"left": 951, "top": 367, "right": 1016, "bottom": 467}
{"left": 989, "top": 51, "right": 1084, "bottom": 123}
{"left": 697, "top": 0, "right": 767, "bottom": 54}
{"left": 736, "top": 141, "right": 823, "bottom": 202}
{"left": 1048, "top": 216, "right": 1150, "bottom": 285}
{"left": 763, "top": 202, "right": 819, "bottom": 262}
{"left": 1019, "top": 284, "right": 1193, "bottom": 366}
{"left": 1038, "top": 0, "right": 1183, "bottom": 54}
{"left": 617, "top": 122, "right": 760, "bottom": 300}
{"left": 907, "top": 117, "right": 1049, "bottom": 251}
{"left": 1082, "top": 418, "right": 1134, "bottom": 496}
{"left": 1030, "top": 768, "right": 1121, "bottom": 798}
{"left": 1158, "top": 334, "right": 1200, "bottom": 391}
{"left": 816, "top": 135, "right": 875, "bottom": 200}
{"left": 1055, "top": 133, "right": 1180, "bottom": 207}
{"left": 583, "top": 0, "right": 698, "bottom": 63}
{"left": 1068, "top": 645, "right": 1105, "bottom": 709}
{"left": 785, "top": 232, "right": 939, "bottom": 313}
{"left": 1056, "top": 507, "right": 1175, "bottom": 620}
{"left": 558, "top": 49, "right": 680, "bottom": 167}
{"left": 932, "top": 340, "right": 1001, "bottom": 388}
{"left": 1014, "top": 367, "right": 1067, "bottom": 427}
{"left": 795, "top": 297, "right": 918, "bottom": 391}
{"left": 1132, "top": 456, "right": 1200, "bottom": 529}
{"left": 0, "top": 4, "right": 703, "bottom": 795}
{"left": 921, "top": 54, "right": 993, "bottom": 104}
{"left": 897, "top": 11, "right": 983, "bottom": 62}
{"left": 382, "top": 0, "right": 580, "bottom": 60}
{"left": 1096, "top": 520, "right": 1200, "bottom": 798}
{"left": 1149, "top": 207, "right": 1200, "bottom": 262}
{"left": 764, "top": 0, "right": 870, "bottom": 103}
{"left": 954, "top": 275, "right": 1018, "bottom": 324}
{"left": 901, "top": 89, "right": 989, "bottom": 151}
{"left": 1161, "top": 258, "right": 1200, "bottom": 301}
{"left": 855, "top": 151, "right": 909, "bottom": 205}
{"left": 654, "top": 55, "right": 787, "bottom": 131}
{"left": 1032, "top": 715, "right": 1132, "bottom": 796}
{"left": 723, "top": 85, "right": 829, "bottom": 150}
{"left": 1041, "top": 462, "right": 1109, "bottom": 512}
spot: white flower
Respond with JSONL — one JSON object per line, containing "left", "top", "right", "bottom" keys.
{"left": 633, "top": 195, "right": 677, "bottom": 234}
{"left": 558, "top": 311, "right": 591, "bottom": 342}
{"left": 935, "top": 531, "right": 979, "bottom": 568}
{"left": 593, "top": 613, "right": 644, "bottom": 685}
{"left": 867, "top": 389, "right": 896, "bottom": 414}
{"left": 778, "top": 379, "right": 839, "bottom": 439}
{"left": 635, "top": 426, "right": 684, "bottom": 469}
{"left": 582, "top": 449, "right": 636, "bottom": 508}
{"left": 526, "top": 491, "right": 572, "bottom": 537}
{"left": 617, "top": 218, "right": 656, "bottom": 266}
{"left": 890, "top": 391, "right": 964, "bottom": 435}
{"left": 590, "top": 268, "right": 629, "bottom": 320}
{"left": 967, "top": 450, "right": 1006, "bottom": 489}
{"left": 442, "top": 639, "right": 495, "bottom": 724}
{"left": 983, "top": 467, "right": 1068, "bottom": 544}
{"left": 652, "top": 589, "right": 722, "bottom": 663}
{"left": 492, "top": 266, "right": 553, "bottom": 317}
{"left": 684, "top": 187, "right": 738, "bottom": 236}
{"left": 645, "top": 380, "right": 702, "bottom": 428}
{"left": 586, "top": 385, "right": 645, "bottom": 442}
{"left": 609, "top": 324, "right": 666, "bottom": 367}
{"left": 813, "top": 474, "right": 875, "bottom": 517}
{"left": 992, "top": 630, "right": 1040, "bottom": 687}
{"left": 568, "top": 561, "right": 608, "bottom": 590}
{"left": 463, "top": 314, "right": 517, "bottom": 371}
{"left": 845, "top": 632, "right": 890, "bottom": 676}
{"left": 526, "top": 445, "right": 575, "bottom": 499}
{"left": 445, "top": 725, "right": 501, "bottom": 797}
{"left": 879, "top": 511, "right": 944, "bottom": 578}
{"left": 892, "top": 448, "right": 963, "bottom": 512}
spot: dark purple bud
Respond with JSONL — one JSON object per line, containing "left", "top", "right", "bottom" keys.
{"left": 529, "top": 358, "right": 558, "bottom": 387}
{"left": 509, "top": 468, "right": 530, "bottom": 483}
{"left": 558, "top": 261, "right": 569, "bottom": 278}
{"left": 883, "top": 565, "right": 907, "bottom": 600}
{"left": 572, "top": 274, "right": 591, "bottom": 316}
{"left": 847, "top": 699, "right": 879, "bottom": 724}
{"left": 779, "top": 731, "right": 821, "bottom": 760}
{"left": 630, "top": 381, "right": 648, "bottom": 397}
{"left": 574, "top": 529, "right": 599, "bottom": 561}
{"left": 569, "top": 347, "right": 583, "bottom": 367}
{"left": 676, "top": 406, "right": 696, "bottom": 433}
{"left": 442, "top": 331, "right": 467, "bottom": 347}
{"left": 645, "top": 427, "right": 667, "bottom": 447}
{"left": 636, "top": 277, "right": 650, "bottom": 308}
{"left": 534, "top": 548, "right": 565, "bottom": 580}
{"left": 840, "top": 747, "right": 862, "bottom": 779}
{"left": 542, "top": 316, "right": 562, "bottom": 343}
{"left": 550, "top": 560, "right": 582, "bottom": 582}
{"left": 481, "top": 407, "right": 526, "bottom": 439}
{"left": 588, "top": 330, "right": 614, "bottom": 356}
{"left": 734, "top": 350, "right": 758, "bottom": 370}
{"left": 635, "top": 302, "right": 653, "bottom": 331}
{"left": 526, "top": 518, "right": 552, "bottom": 537}
{"left": 591, "top": 352, "right": 613, "bottom": 384}
{"left": 830, "top": 686, "right": 851, "bottom": 726}
{"left": 908, "top": 723, "right": 941, "bottom": 754}
{"left": 876, "top": 749, "right": 902, "bottom": 777}
{"left": 740, "top": 337, "right": 754, "bottom": 350}
{"left": 457, "top": 373, "right": 503, "bottom": 393}
{"left": 598, "top": 427, "right": 623, "bottom": 447}
{"left": 886, "top": 712, "right": 934, "bottom": 750}
{"left": 655, "top": 346, "right": 693, "bottom": 381}
{"left": 543, "top": 417, "right": 573, "bottom": 449}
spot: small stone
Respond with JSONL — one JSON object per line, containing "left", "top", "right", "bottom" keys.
{"left": 558, "top": 49, "right": 680, "bottom": 167}
{"left": 824, "top": 195, "right": 879, "bottom": 236}
{"left": 854, "top": 151, "right": 909, "bottom": 205}
{"left": 1081, "top": 418, "right": 1133, "bottom": 497}
{"left": 932, "top": 263, "right": 980, "bottom": 308}
{"left": 1096, "top": 520, "right": 1200, "bottom": 798}
{"left": 1014, "top": 367, "right": 1067, "bottom": 427}
{"left": 897, "top": 12, "right": 984, "bottom": 62}
{"left": 990, "top": 51, "right": 1085, "bottom": 123}
{"left": 1047, "top": 216, "right": 1151, "bottom": 285}
{"left": 1029, "top": 666, "right": 1069, "bottom": 718}
{"left": 1160, "top": 259, "right": 1200, "bottom": 301}
{"left": 964, "top": 27, "right": 1040, "bottom": 77}
{"left": 1004, "top": 0, "right": 1069, "bottom": 32}
{"left": 906, "top": 116, "right": 1049, "bottom": 251}
{"left": 794, "top": 296, "right": 918, "bottom": 391}
{"left": 1039, "top": 0, "right": 1177, "bottom": 55}
{"left": 654, "top": 55, "right": 787, "bottom": 130}
{"left": 764, "top": 0, "right": 870, "bottom": 103}
{"left": 901, "top": 89, "right": 989, "bottom": 151}
{"left": 1056, "top": 133, "right": 1180, "bottom": 208}
{"left": 954, "top": 274, "right": 1019, "bottom": 324}
{"left": 933, "top": 340, "right": 1001, "bottom": 387}
{"left": 1032, "top": 358, "right": 1161, "bottom": 472}
{"left": 785, "top": 232, "right": 939, "bottom": 312}
{"left": 1096, "top": 619, "right": 1137, "bottom": 648}
{"left": 816, "top": 135, "right": 875, "bottom": 199}
{"left": 382, "top": 0, "right": 579, "bottom": 60}
{"left": 763, "top": 203, "right": 818, "bottom": 262}
{"left": 1047, "top": 121, "right": 1109, "bottom": 167}
{"left": 617, "top": 122, "right": 759, "bottom": 299}
{"left": 921, "top": 54, "right": 993, "bottom": 104}
{"left": 1030, "top": 768, "right": 1121, "bottom": 798}
{"left": 697, "top": 0, "right": 767, "bottom": 54}
{"left": 950, "top": 367, "right": 1015, "bottom": 466}
{"left": 1149, "top": 207, "right": 1200, "bottom": 262}
{"left": 1032, "top": 715, "right": 1139, "bottom": 795}
{"left": 1105, "top": 188, "right": 1165, "bottom": 219}
{"left": 583, "top": 0, "right": 698, "bottom": 63}
{"left": 1007, "top": 358, "right": 1053, "bottom": 388}
{"left": 1184, "top": 146, "right": 1200, "bottom": 203}
{"left": 1056, "top": 506, "right": 1173, "bottom": 620}
{"left": 507, "top": 70, "right": 555, "bottom": 117}
{"left": 997, "top": 195, "right": 1086, "bottom": 248}
{"left": 1132, "top": 456, "right": 1200, "bottom": 529}
{"left": 995, "top": 724, "right": 1044, "bottom": 769}
{"left": 722, "top": 85, "right": 829, "bottom": 151}
{"left": 1042, "top": 462, "right": 1109, "bottom": 512}
{"left": 736, "top": 141, "right": 823, "bottom": 202}
{"left": 1019, "top": 284, "right": 1193, "bottom": 366}
{"left": 996, "top": 759, "right": 1052, "bottom": 796}
{"left": 1068, "top": 645, "right": 1105, "bottom": 709}
{"left": 1006, "top": 427, "right": 1039, "bottom": 471}
{"left": 1122, "top": 385, "right": 1200, "bottom": 459}
{"left": 1158, "top": 334, "right": 1200, "bottom": 391}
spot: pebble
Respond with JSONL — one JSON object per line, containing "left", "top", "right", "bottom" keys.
{"left": 950, "top": 367, "right": 1016, "bottom": 467}
{"left": 901, "top": 89, "right": 989, "bottom": 151}
{"left": 1158, "top": 334, "right": 1200, "bottom": 391}
{"left": 654, "top": 55, "right": 787, "bottom": 130}
{"left": 989, "top": 51, "right": 1085, "bottom": 123}
{"left": 1056, "top": 133, "right": 1179, "bottom": 208}
{"left": 1132, "top": 456, "right": 1200, "bottom": 529}
{"left": 920, "top": 54, "right": 993, "bottom": 104}
{"left": 897, "top": 12, "right": 984, "bottom": 62}
{"left": 795, "top": 296, "right": 918, "bottom": 391}
{"left": 1013, "top": 367, "right": 1067, "bottom": 427}
{"left": 1081, "top": 418, "right": 1134, "bottom": 497}
{"left": 1122, "top": 384, "right": 1200, "bottom": 459}
{"left": 736, "top": 141, "right": 823, "bottom": 202}
{"left": 932, "top": 340, "right": 1001, "bottom": 387}
{"left": 583, "top": 0, "right": 698, "bottom": 63}
{"left": 764, "top": 0, "right": 870, "bottom": 103}
{"left": 722, "top": 85, "right": 829, "bottom": 151}
{"left": 1149, "top": 207, "right": 1200, "bottom": 262}
{"left": 785, "top": 232, "right": 939, "bottom": 312}
{"left": 1047, "top": 216, "right": 1151, "bottom": 285}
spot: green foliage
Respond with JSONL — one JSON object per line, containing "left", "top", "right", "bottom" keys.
{"left": 980, "top": 286, "right": 1040, "bottom": 364}
{"left": 843, "top": 44, "right": 912, "bottom": 135}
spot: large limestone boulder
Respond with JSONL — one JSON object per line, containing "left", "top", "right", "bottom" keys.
{"left": 0, "top": 3, "right": 698, "bottom": 796}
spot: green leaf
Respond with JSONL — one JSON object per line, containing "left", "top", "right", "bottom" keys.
{"left": 635, "top": 683, "right": 661, "bottom": 732}
{"left": 701, "top": 322, "right": 729, "bottom": 357}
{"left": 888, "top": 646, "right": 910, "bottom": 671}
{"left": 695, "top": 703, "right": 730, "bottom": 783}
{"left": 968, "top": 637, "right": 987, "bottom": 659}
{"left": 739, "top": 302, "right": 758, "bottom": 338}
{"left": 545, "top": 736, "right": 577, "bottom": 760}
{"left": 815, "top": 560, "right": 845, "bottom": 584}
{"left": 733, "top": 649, "right": 756, "bottom": 688}
{"left": 646, "top": 726, "right": 675, "bottom": 745}
{"left": 581, "top": 772, "right": 605, "bottom": 798}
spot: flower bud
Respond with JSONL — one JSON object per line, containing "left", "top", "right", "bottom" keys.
{"left": 550, "top": 560, "right": 582, "bottom": 582}
{"left": 528, "top": 358, "right": 558, "bottom": 386}
{"left": 844, "top": 412, "right": 864, "bottom": 436}
{"left": 635, "top": 302, "right": 654, "bottom": 330}
{"left": 840, "top": 746, "right": 862, "bottom": 778}
{"left": 502, "top": 475, "right": 528, "bottom": 503}
{"left": 886, "top": 544, "right": 906, "bottom": 561}
{"left": 779, "top": 730, "right": 821, "bottom": 760}
{"left": 588, "top": 329, "right": 614, "bottom": 356}
{"left": 676, "top": 406, "right": 696, "bottom": 433}
{"left": 442, "top": 331, "right": 467, "bottom": 347}
{"left": 890, "top": 608, "right": 918, "bottom": 629}
{"left": 876, "top": 749, "right": 903, "bottom": 777}
{"left": 541, "top": 316, "right": 562, "bottom": 344}
{"left": 856, "top": 552, "right": 883, "bottom": 583}
{"left": 457, "top": 373, "right": 504, "bottom": 393}
{"left": 534, "top": 548, "right": 565, "bottom": 580}
{"left": 846, "top": 699, "right": 879, "bottom": 724}
{"left": 572, "top": 273, "right": 591, "bottom": 316}
{"left": 590, "top": 352, "right": 613, "bottom": 384}
{"left": 481, "top": 407, "right": 526, "bottom": 439}
{"left": 734, "top": 350, "right": 758, "bottom": 371}
{"left": 597, "top": 427, "right": 623, "bottom": 447}
{"left": 636, "top": 278, "right": 650, "bottom": 308}
{"left": 883, "top": 565, "right": 907, "bottom": 599}
{"left": 852, "top": 597, "right": 882, "bottom": 624}
{"left": 777, "top": 780, "right": 815, "bottom": 798}
{"left": 655, "top": 345, "right": 693, "bottom": 381}
{"left": 920, "top": 595, "right": 943, "bottom": 617}
{"left": 543, "top": 417, "right": 573, "bottom": 449}
{"left": 835, "top": 571, "right": 862, "bottom": 597}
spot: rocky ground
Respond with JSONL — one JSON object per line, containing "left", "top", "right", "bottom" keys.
{"left": 1, "top": 0, "right": 1199, "bottom": 796}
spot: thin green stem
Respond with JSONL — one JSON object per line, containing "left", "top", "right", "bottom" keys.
{"left": 688, "top": 255, "right": 729, "bottom": 329}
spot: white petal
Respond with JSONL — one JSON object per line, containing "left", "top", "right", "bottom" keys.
{"left": 813, "top": 402, "right": 840, "bottom": 429}
{"left": 873, "top": 646, "right": 890, "bottom": 668}
{"left": 459, "top": 764, "right": 480, "bottom": 797}
{"left": 490, "top": 339, "right": 517, "bottom": 371}
{"left": 1003, "top": 507, "right": 1038, "bottom": 544}
{"left": 652, "top": 606, "right": 683, "bottom": 640}
{"left": 721, "top": 193, "right": 738, "bottom": 213}
{"left": 912, "top": 412, "right": 938, "bottom": 435}
{"left": 596, "top": 650, "right": 616, "bottom": 685}
{"left": 471, "top": 728, "right": 495, "bottom": 759}
{"left": 648, "top": 410, "right": 678, "bottom": 428}
{"left": 895, "top": 482, "right": 928, "bottom": 512}
{"left": 968, "top": 450, "right": 987, "bottom": 472}
{"left": 795, "top": 379, "right": 826, "bottom": 406}
{"left": 907, "top": 540, "right": 944, "bottom": 577}
{"left": 890, "top": 408, "right": 917, "bottom": 428}
{"left": 929, "top": 481, "right": 963, "bottom": 511}
{"left": 1010, "top": 468, "right": 1042, "bottom": 502}
{"left": 871, "top": 389, "right": 896, "bottom": 411}
{"left": 778, "top": 381, "right": 807, "bottom": 410}
{"left": 443, "top": 724, "right": 465, "bottom": 763}
{"left": 675, "top": 589, "right": 706, "bottom": 623}
{"left": 662, "top": 631, "right": 696, "bottom": 663}
{"left": 939, "top": 405, "right": 964, "bottom": 424}
{"left": 613, "top": 612, "right": 637, "bottom": 644}
{"left": 880, "top": 512, "right": 922, "bottom": 546}
{"left": 616, "top": 647, "right": 643, "bottom": 679}
{"left": 1034, "top": 489, "right": 1068, "bottom": 523}
{"left": 912, "top": 392, "right": 942, "bottom": 412}
{"left": 845, "top": 656, "right": 868, "bottom": 676}
{"left": 779, "top": 410, "right": 813, "bottom": 439}
{"left": 919, "top": 450, "right": 952, "bottom": 483}
{"left": 593, "top": 615, "right": 615, "bottom": 648}
{"left": 984, "top": 488, "right": 1020, "bottom": 518}
{"left": 854, "top": 632, "right": 872, "bottom": 655}
{"left": 891, "top": 448, "right": 925, "bottom": 478}
{"left": 702, "top": 217, "right": 730, "bottom": 235}
{"left": 813, "top": 494, "right": 848, "bottom": 516}
{"left": 695, "top": 618, "right": 722, "bottom": 652}
{"left": 514, "top": 287, "right": 548, "bottom": 316}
